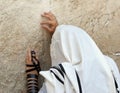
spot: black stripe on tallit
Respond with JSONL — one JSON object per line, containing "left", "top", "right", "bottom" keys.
{"left": 75, "top": 71, "right": 82, "bottom": 93}
{"left": 51, "top": 66, "right": 64, "bottom": 78}
{"left": 59, "top": 64, "right": 66, "bottom": 74}
{"left": 114, "top": 77, "right": 119, "bottom": 93}
{"left": 50, "top": 70, "right": 64, "bottom": 84}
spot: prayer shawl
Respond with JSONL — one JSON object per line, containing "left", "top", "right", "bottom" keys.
{"left": 39, "top": 25, "right": 120, "bottom": 93}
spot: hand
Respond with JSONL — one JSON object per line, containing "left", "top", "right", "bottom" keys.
{"left": 41, "top": 12, "right": 58, "bottom": 34}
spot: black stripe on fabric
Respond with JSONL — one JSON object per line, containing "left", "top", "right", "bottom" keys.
{"left": 51, "top": 66, "right": 64, "bottom": 78}
{"left": 75, "top": 71, "right": 82, "bottom": 93}
{"left": 59, "top": 64, "right": 66, "bottom": 74}
{"left": 113, "top": 76, "right": 119, "bottom": 93}
{"left": 50, "top": 70, "right": 64, "bottom": 84}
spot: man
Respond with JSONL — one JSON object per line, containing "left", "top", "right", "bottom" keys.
{"left": 26, "top": 12, "right": 120, "bottom": 93}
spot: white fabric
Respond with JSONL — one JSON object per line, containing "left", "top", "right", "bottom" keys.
{"left": 38, "top": 57, "right": 120, "bottom": 93}
{"left": 39, "top": 62, "right": 82, "bottom": 93}
{"left": 38, "top": 83, "right": 47, "bottom": 93}
{"left": 39, "top": 25, "right": 119, "bottom": 93}
{"left": 104, "top": 55, "right": 120, "bottom": 92}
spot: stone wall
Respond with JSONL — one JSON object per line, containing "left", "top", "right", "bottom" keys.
{"left": 0, "top": 0, "right": 120, "bottom": 93}
{"left": 0, "top": 0, "right": 52, "bottom": 92}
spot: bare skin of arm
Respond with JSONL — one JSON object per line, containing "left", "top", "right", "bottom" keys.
{"left": 40, "top": 12, "right": 58, "bottom": 35}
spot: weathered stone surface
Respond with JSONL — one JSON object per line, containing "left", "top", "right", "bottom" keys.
{"left": 0, "top": 0, "right": 120, "bottom": 93}
{"left": 0, "top": 0, "right": 51, "bottom": 92}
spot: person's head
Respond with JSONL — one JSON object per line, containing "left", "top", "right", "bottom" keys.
{"left": 50, "top": 25, "right": 84, "bottom": 66}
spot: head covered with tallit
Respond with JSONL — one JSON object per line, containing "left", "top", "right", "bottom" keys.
{"left": 50, "top": 25, "right": 116, "bottom": 93}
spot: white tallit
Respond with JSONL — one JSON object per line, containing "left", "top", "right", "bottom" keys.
{"left": 39, "top": 25, "right": 120, "bottom": 93}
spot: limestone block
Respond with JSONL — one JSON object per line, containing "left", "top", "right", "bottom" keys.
{"left": 0, "top": 0, "right": 51, "bottom": 92}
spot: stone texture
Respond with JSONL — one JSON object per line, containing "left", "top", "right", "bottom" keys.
{"left": 0, "top": 0, "right": 51, "bottom": 93}
{"left": 0, "top": 0, "right": 120, "bottom": 93}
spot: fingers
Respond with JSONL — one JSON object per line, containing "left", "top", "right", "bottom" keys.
{"left": 41, "top": 20, "right": 53, "bottom": 25}
{"left": 41, "top": 25, "right": 53, "bottom": 33}
{"left": 41, "top": 22, "right": 56, "bottom": 33}
{"left": 42, "top": 12, "right": 56, "bottom": 20}
{"left": 26, "top": 49, "right": 31, "bottom": 63}
{"left": 40, "top": 12, "right": 58, "bottom": 33}
{"left": 41, "top": 13, "right": 53, "bottom": 20}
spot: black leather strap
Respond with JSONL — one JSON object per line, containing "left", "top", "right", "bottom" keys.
{"left": 26, "top": 51, "right": 40, "bottom": 93}
{"left": 27, "top": 87, "right": 38, "bottom": 93}
{"left": 26, "top": 68, "right": 37, "bottom": 73}
{"left": 26, "top": 64, "right": 38, "bottom": 67}
{"left": 27, "top": 79, "right": 38, "bottom": 83}
{"left": 31, "top": 51, "right": 41, "bottom": 73}
{"left": 26, "top": 51, "right": 41, "bottom": 75}
{"left": 27, "top": 74, "right": 38, "bottom": 79}
{"left": 27, "top": 82, "right": 38, "bottom": 86}
{"left": 31, "top": 57, "right": 41, "bottom": 73}
{"left": 27, "top": 74, "right": 38, "bottom": 93}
